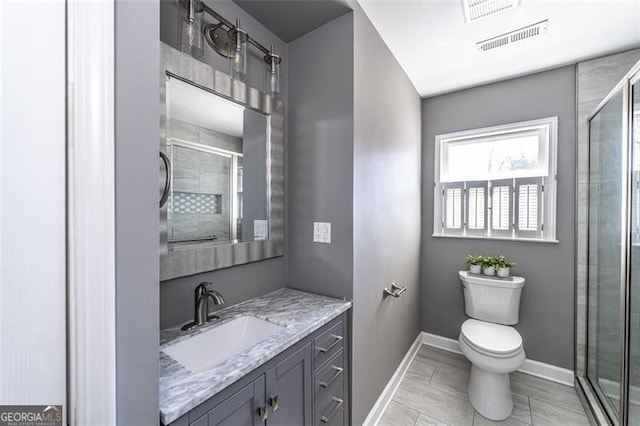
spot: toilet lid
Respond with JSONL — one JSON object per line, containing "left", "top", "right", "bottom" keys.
{"left": 461, "top": 319, "right": 522, "bottom": 355}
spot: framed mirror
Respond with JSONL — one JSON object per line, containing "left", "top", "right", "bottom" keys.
{"left": 160, "top": 42, "right": 284, "bottom": 280}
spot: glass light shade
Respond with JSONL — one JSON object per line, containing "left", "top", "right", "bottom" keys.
{"left": 264, "top": 49, "right": 281, "bottom": 98}
{"left": 230, "top": 21, "right": 248, "bottom": 82}
{"left": 178, "top": 0, "right": 204, "bottom": 58}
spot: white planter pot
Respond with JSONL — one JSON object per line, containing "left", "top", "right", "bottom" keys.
{"left": 483, "top": 266, "right": 495, "bottom": 276}
{"left": 470, "top": 265, "right": 482, "bottom": 274}
{"left": 497, "top": 267, "right": 510, "bottom": 278}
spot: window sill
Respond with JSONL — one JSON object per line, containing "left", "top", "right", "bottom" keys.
{"left": 431, "top": 234, "right": 559, "bottom": 244}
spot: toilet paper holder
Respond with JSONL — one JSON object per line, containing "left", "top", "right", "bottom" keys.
{"left": 383, "top": 282, "right": 407, "bottom": 298}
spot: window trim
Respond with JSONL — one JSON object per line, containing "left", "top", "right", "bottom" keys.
{"left": 433, "top": 117, "right": 558, "bottom": 241}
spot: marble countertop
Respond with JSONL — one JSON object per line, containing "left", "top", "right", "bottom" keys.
{"left": 159, "top": 288, "right": 351, "bottom": 425}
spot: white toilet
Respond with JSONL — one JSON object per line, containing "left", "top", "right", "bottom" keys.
{"left": 458, "top": 270, "right": 526, "bottom": 421}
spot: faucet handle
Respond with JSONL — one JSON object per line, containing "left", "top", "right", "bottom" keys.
{"left": 195, "top": 281, "right": 212, "bottom": 295}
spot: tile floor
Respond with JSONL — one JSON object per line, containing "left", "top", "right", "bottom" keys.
{"left": 378, "top": 345, "right": 591, "bottom": 426}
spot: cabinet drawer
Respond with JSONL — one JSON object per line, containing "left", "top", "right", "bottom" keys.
{"left": 314, "top": 379, "right": 344, "bottom": 426}
{"left": 314, "top": 319, "right": 344, "bottom": 369}
{"left": 314, "top": 349, "right": 344, "bottom": 404}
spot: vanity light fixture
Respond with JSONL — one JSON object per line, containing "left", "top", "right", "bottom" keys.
{"left": 229, "top": 19, "right": 248, "bottom": 82}
{"left": 180, "top": 0, "right": 283, "bottom": 95}
{"left": 177, "top": 0, "right": 205, "bottom": 58}
{"left": 264, "top": 45, "right": 282, "bottom": 99}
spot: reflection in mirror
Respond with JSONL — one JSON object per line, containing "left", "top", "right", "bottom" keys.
{"left": 167, "top": 77, "right": 269, "bottom": 247}
{"left": 159, "top": 41, "right": 283, "bottom": 280}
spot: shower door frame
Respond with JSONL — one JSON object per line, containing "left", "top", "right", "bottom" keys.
{"left": 581, "top": 59, "right": 640, "bottom": 426}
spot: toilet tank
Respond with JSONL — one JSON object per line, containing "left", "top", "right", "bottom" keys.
{"left": 459, "top": 271, "right": 525, "bottom": 325}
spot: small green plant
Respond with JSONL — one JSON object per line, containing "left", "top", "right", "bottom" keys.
{"left": 493, "top": 255, "right": 517, "bottom": 269}
{"left": 465, "top": 255, "right": 483, "bottom": 266}
{"left": 480, "top": 256, "right": 495, "bottom": 268}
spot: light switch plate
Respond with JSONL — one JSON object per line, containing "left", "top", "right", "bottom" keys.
{"left": 313, "top": 222, "right": 331, "bottom": 244}
{"left": 254, "top": 220, "right": 268, "bottom": 241}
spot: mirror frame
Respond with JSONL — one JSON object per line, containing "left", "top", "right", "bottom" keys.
{"left": 160, "top": 42, "right": 284, "bottom": 281}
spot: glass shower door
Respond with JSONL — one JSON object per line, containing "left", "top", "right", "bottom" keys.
{"left": 628, "top": 78, "right": 640, "bottom": 424}
{"left": 587, "top": 89, "right": 625, "bottom": 424}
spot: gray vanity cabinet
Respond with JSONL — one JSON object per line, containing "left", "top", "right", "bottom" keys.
{"left": 168, "top": 313, "right": 349, "bottom": 426}
{"left": 202, "top": 345, "right": 312, "bottom": 426}
{"left": 266, "top": 344, "right": 313, "bottom": 425}
{"left": 204, "top": 375, "right": 266, "bottom": 426}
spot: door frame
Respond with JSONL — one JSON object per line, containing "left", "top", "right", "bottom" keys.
{"left": 66, "top": 0, "right": 117, "bottom": 423}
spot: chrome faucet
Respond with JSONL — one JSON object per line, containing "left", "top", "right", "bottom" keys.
{"left": 181, "top": 282, "right": 226, "bottom": 331}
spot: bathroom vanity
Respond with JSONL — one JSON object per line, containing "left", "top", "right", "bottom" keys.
{"left": 159, "top": 288, "right": 351, "bottom": 426}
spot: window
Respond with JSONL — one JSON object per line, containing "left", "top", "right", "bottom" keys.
{"left": 433, "top": 117, "right": 558, "bottom": 241}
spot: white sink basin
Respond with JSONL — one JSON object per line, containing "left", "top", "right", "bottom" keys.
{"left": 163, "top": 316, "right": 284, "bottom": 373}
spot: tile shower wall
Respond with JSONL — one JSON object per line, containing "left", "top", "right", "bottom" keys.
{"left": 169, "top": 118, "right": 241, "bottom": 242}
{"left": 575, "top": 49, "right": 640, "bottom": 380}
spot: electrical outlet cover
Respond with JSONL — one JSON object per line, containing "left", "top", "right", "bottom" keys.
{"left": 313, "top": 222, "right": 331, "bottom": 244}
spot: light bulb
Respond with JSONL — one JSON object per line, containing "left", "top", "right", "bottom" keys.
{"left": 229, "top": 20, "right": 248, "bottom": 82}
{"left": 177, "top": 0, "right": 204, "bottom": 58}
{"left": 264, "top": 46, "right": 281, "bottom": 98}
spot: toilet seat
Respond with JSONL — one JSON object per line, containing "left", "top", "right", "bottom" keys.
{"left": 460, "top": 319, "right": 522, "bottom": 358}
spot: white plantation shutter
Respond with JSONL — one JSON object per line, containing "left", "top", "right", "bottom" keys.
{"left": 466, "top": 181, "right": 487, "bottom": 235}
{"left": 468, "top": 188, "right": 484, "bottom": 228}
{"left": 490, "top": 180, "right": 512, "bottom": 236}
{"left": 518, "top": 184, "right": 538, "bottom": 230}
{"left": 443, "top": 182, "right": 464, "bottom": 235}
{"left": 492, "top": 187, "right": 510, "bottom": 229}
{"left": 516, "top": 177, "right": 543, "bottom": 238}
{"left": 446, "top": 188, "right": 462, "bottom": 228}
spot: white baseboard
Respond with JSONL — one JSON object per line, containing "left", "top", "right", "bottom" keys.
{"left": 422, "top": 332, "right": 463, "bottom": 354}
{"left": 362, "top": 333, "right": 423, "bottom": 426}
{"left": 422, "top": 332, "right": 575, "bottom": 387}
{"left": 364, "top": 331, "right": 577, "bottom": 425}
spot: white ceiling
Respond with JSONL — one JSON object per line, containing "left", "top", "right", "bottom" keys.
{"left": 357, "top": 0, "right": 640, "bottom": 98}
{"left": 169, "top": 77, "right": 245, "bottom": 137}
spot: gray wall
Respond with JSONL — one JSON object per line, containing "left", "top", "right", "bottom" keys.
{"left": 421, "top": 66, "right": 576, "bottom": 369}
{"left": 351, "top": 5, "right": 422, "bottom": 424}
{"left": 287, "top": 13, "right": 355, "bottom": 300}
{"left": 160, "top": 0, "right": 288, "bottom": 329}
{"left": 160, "top": 258, "right": 288, "bottom": 329}
{"left": 115, "top": 0, "right": 160, "bottom": 423}
{"left": 287, "top": 8, "right": 422, "bottom": 424}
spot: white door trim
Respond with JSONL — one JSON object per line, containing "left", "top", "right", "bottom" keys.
{"left": 67, "top": 1, "right": 116, "bottom": 424}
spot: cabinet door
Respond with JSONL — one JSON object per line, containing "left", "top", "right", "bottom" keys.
{"left": 266, "top": 343, "right": 313, "bottom": 426}
{"left": 207, "top": 375, "right": 266, "bottom": 426}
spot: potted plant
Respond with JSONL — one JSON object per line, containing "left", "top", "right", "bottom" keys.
{"left": 494, "top": 255, "right": 517, "bottom": 278}
{"left": 465, "top": 255, "right": 483, "bottom": 274}
{"left": 482, "top": 256, "right": 496, "bottom": 276}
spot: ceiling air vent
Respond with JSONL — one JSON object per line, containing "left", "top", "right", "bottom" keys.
{"left": 463, "top": 0, "right": 520, "bottom": 23}
{"left": 477, "top": 20, "right": 548, "bottom": 52}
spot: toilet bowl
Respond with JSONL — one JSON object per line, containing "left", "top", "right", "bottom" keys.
{"left": 459, "top": 319, "right": 525, "bottom": 421}
{"left": 458, "top": 271, "right": 526, "bottom": 421}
